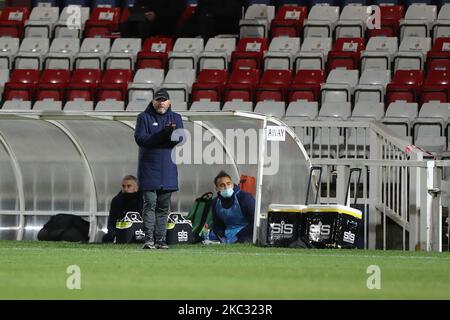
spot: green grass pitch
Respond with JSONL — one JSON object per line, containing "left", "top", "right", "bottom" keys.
{"left": 1, "top": 240, "right": 450, "bottom": 299}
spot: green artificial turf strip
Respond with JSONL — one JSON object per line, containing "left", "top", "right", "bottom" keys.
{"left": 1, "top": 240, "right": 449, "bottom": 299}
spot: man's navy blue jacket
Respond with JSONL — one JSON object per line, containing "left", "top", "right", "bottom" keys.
{"left": 134, "top": 105, "right": 184, "bottom": 191}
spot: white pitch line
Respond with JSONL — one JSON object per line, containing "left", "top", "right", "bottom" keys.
{"left": 1, "top": 246, "right": 450, "bottom": 261}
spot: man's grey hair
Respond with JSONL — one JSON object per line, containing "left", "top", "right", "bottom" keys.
{"left": 122, "top": 175, "right": 137, "bottom": 182}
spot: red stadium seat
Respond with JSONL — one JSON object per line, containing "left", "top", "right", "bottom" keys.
{"left": 230, "top": 38, "right": 268, "bottom": 71}
{"left": 420, "top": 70, "right": 450, "bottom": 104}
{"left": 431, "top": 37, "right": 450, "bottom": 53}
{"left": 426, "top": 38, "right": 450, "bottom": 72}
{"left": 136, "top": 37, "right": 173, "bottom": 70}
{"left": 3, "top": 69, "right": 40, "bottom": 101}
{"left": 223, "top": 68, "right": 260, "bottom": 102}
{"left": 386, "top": 70, "right": 424, "bottom": 105}
{"left": 270, "top": 5, "right": 307, "bottom": 38}
{"left": 390, "top": 70, "right": 424, "bottom": 86}
{"left": 84, "top": 7, "right": 121, "bottom": 38}
{"left": 255, "top": 69, "right": 292, "bottom": 102}
{"left": 0, "top": 7, "right": 29, "bottom": 38}
{"left": 288, "top": 69, "right": 325, "bottom": 102}
{"left": 36, "top": 69, "right": 71, "bottom": 101}
{"left": 96, "top": 69, "right": 133, "bottom": 101}
{"left": 66, "top": 69, "right": 102, "bottom": 101}
{"left": 427, "top": 58, "right": 450, "bottom": 72}
{"left": 191, "top": 69, "right": 228, "bottom": 102}
{"left": 368, "top": 5, "right": 404, "bottom": 38}
{"left": 327, "top": 38, "right": 365, "bottom": 72}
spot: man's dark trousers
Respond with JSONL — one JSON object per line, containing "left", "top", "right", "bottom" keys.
{"left": 142, "top": 190, "right": 172, "bottom": 242}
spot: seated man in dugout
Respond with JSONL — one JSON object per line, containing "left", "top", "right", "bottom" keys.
{"left": 102, "top": 175, "right": 143, "bottom": 243}
{"left": 207, "top": 171, "right": 255, "bottom": 244}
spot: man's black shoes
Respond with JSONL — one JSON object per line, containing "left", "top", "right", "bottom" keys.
{"left": 143, "top": 241, "right": 156, "bottom": 249}
{"left": 155, "top": 241, "right": 169, "bottom": 249}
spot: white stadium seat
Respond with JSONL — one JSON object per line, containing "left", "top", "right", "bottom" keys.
{"left": 74, "top": 37, "right": 111, "bottom": 70}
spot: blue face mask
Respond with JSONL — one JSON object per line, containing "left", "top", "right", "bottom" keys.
{"left": 220, "top": 187, "right": 234, "bottom": 198}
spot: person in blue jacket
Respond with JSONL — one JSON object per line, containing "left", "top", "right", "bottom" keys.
{"left": 210, "top": 171, "right": 255, "bottom": 244}
{"left": 134, "top": 88, "right": 184, "bottom": 250}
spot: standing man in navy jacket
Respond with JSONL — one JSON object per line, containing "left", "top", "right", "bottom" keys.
{"left": 134, "top": 88, "right": 184, "bottom": 249}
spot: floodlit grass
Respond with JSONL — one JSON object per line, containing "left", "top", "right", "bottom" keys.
{"left": 1, "top": 240, "right": 449, "bottom": 299}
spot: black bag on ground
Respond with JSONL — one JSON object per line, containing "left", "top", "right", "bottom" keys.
{"left": 166, "top": 213, "right": 193, "bottom": 245}
{"left": 38, "top": 214, "right": 89, "bottom": 242}
{"left": 115, "top": 212, "right": 145, "bottom": 244}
